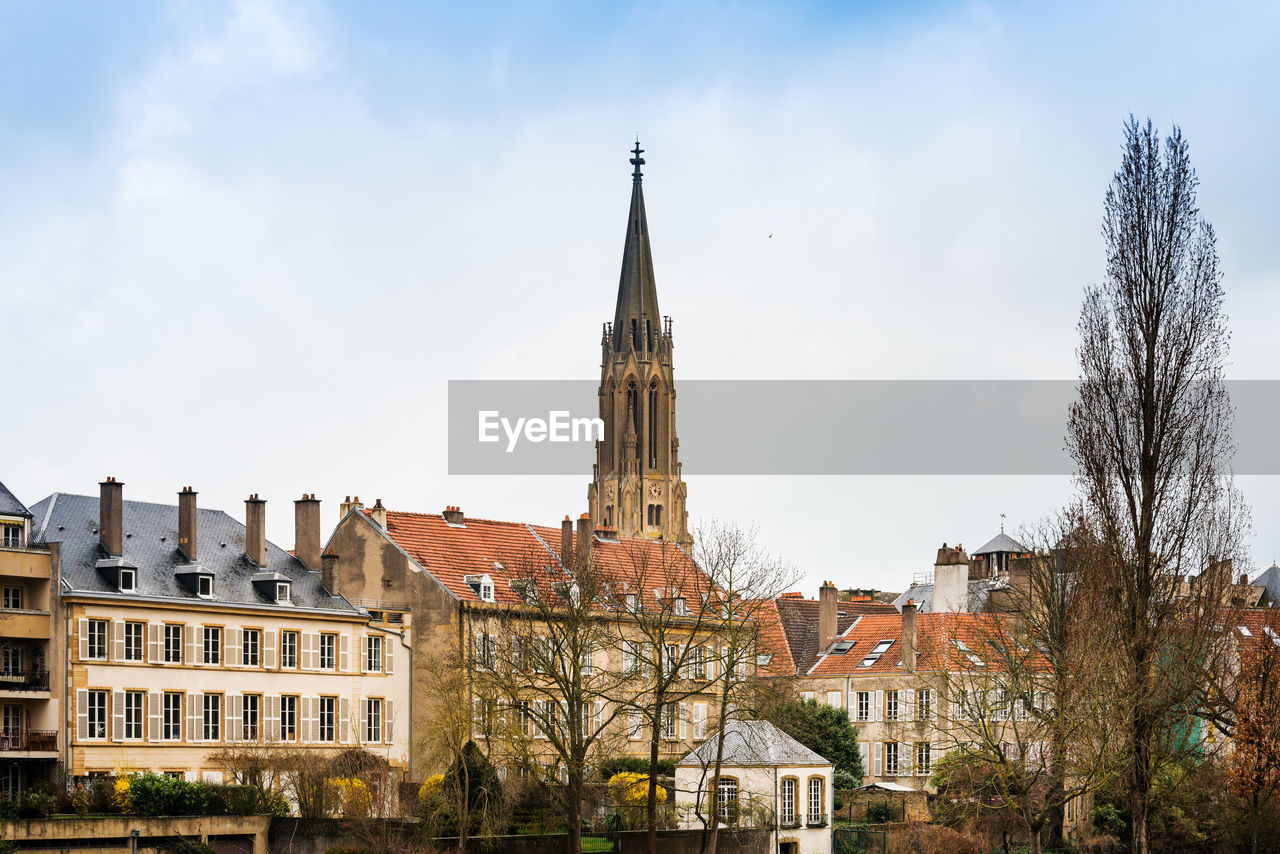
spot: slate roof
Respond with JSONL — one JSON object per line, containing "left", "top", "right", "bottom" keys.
{"left": 973, "top": 532, "right": 1027, "bottom": 556}
{"left": 30, "top": 493, "right": 357, "bottom": 613}
{"left": 678, "top": 720, "right": 830, "bottom": 768}
{"left": 1253, "top": 564, "right": 1280, "bottom": 606}
{"left": 891, "top": 578, "right": 998, "bottom": 613}
{"left": 367, "top": 509, "right": 716, "bottom": 613}
{"left": 0, "top": 480, "right": 31, "bottom": 519}
{"left": 765, "top": 596, "right": 897, "bottom": 675}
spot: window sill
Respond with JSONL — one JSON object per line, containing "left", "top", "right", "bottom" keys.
{"left": 806, "top": 821, "right": 828, "bottom": 829}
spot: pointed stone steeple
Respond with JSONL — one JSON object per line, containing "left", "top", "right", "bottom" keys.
{"left": 588, "top": 142, "right": 689, "bottom": 544}
{"left": 611, "top": 140, "right": 664, "bottom": 355}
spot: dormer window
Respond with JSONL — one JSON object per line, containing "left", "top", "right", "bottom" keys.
{"left": 466, "top": 574, "right": 495, "bottom": 603}
{"left": 198, "top": 575, "right": 215, "bottom": 599}
{"left": 673, "top": 597, "right": 687, "bottom": 616}
{"left": 276, "top": 582, "right": 291, "bottom": 603}
{"left": 625, "top": 593, "right": 638, "bottom": 611}
{"left": 510, "top": 579, "right": 537, "bottom": 604}
{"left": 119, "top": 568, "right": 136, "bottom": 593}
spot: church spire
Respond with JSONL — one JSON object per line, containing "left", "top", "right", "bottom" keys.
{"left": 611, "top": 140, "right": 663, "bottom": 354}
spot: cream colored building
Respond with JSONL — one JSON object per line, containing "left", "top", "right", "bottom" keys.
{"left": 30, "top": 480, "right": 410, "bottom": 783}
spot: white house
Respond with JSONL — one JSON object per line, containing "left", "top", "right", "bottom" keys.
{"left": 675, "top": 720, "right": 834, "bottom": 854}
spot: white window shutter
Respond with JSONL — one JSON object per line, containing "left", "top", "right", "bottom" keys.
{"left": 148, "top": 691, "right": 162, "bottom": 741}
{"left": 111, "top": 690, "right": 125, "bottom": 742}
{"left": 78, "top": 619, "right": 89, "bottom": 661}
{"left": 267, "top": 695, "right": 280, "bottom": 740}
{"left": 385, "top": 640, "right": 394, "bottom": 675}
{"left": 112, "top": 621, "right": 125, "bottom": 662}
{"left": 679, "top": 702, "right": 689, "bottom": 740}
{"left": 875, "top": 690, "right": 884, "bottom": 722}
{"left": 340, "top": 634, "right": 350, "bottom": 673}
{"left": 227, "top": 631, "right": 241, "bottom": 668}
{"left": 858, "top": 742, "right": 869, "bottom": 781}
{"left": 901, "top": 742, "right": 913, "bottom": 775}
{"left": 693, "top": 702, "right": 707, "bottom": 740}
{"left": 930, "top": 690, "right": 938, "bottom": 721}
{"left": 76, "top": 690, "right": 89, "bottom": 741}
{"left": 148, "top": 624, "right": 161, "bottom": 663}
{"left": 384, "top": 699, "right": 394, "bottom": 744}
{"left": 360, "top": 637, "right": 370, "bottom": 674}
{"left": 360, "top": 700, "right": 369, "bottom": 745}
{"left": 904, "top": 691, "right": 914, "bottom": 723}
{"left": 593, "top": 700, "right": 604, "bottom": 736}
{"left": 226, "top": 695, "right": 239, "bottom": 742}
{"left": 873, "top": 742, "right": 882, "bottom": 777}
{"left": 264, "top": 631, "right": 277, "bottom": 670}
{"left": 339, "top": 698, "right": 350, "bottom": 744}
{"left": 186, "top": 693, "right": 199, "bottom": 742}
{"left": 187, "top": 628, "right": 200, "bottom": 667}
{"left": 299, "top": 697, "right": 311, "bottom": 744}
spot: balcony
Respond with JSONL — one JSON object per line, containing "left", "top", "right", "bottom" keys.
{"left": 0, "top": 730, "right": 57, "bottom": 755}
{"left": 0, "top": 611, "right": 52, "bottom": 640}
{"left": 0, "top": 550, "right": 51, "bottom": 580}
{"left": 0, "top": 670, "right": 49, "bottom": 693}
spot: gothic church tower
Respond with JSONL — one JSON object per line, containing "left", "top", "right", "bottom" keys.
{"left": 587, "top": 143, "right": 689, "bottom": 543}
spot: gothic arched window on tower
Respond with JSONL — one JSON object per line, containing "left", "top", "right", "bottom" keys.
{"left": 631, "top": 319, "right": 639, "bottom": 350}
{"left": 627, "top": 380, "right": 641, "bottom": 460}
{"left": 648, "top": 380, "right": 659, "bottom": 469}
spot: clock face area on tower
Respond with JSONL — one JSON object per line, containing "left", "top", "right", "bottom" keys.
{"left": 588, "top": 143, "right": 689, "bottom": 544}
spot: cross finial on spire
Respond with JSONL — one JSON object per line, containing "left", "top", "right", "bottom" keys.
{"left": 1000, "top": 513, "right": 1006, "bottom": 533}
{"left": 630, "top": 137, "right": 645, "bottom": 181}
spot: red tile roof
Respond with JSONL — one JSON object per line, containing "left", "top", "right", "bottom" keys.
{"left": 808, "top": 612, "right": 1029, "bottom": 676}
{"left": 748, "top": 598, "right": 798, "bottom": 677}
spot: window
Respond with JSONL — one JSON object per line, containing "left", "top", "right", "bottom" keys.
{"left": 2, "top": 587, "right": 21, "bottom": 609}
{"left": 915, "top": 743, "right": 932, "bottom": 776}
{"left": 623, "top": 641, "right": 642, "bottom": 676}
{"left": 119, "top": 568, "right": 136, "bottom": 592}
{"left": 319, "top": 634, "right": 336, "bottom": 670}
{"left": 474, "top": 633, "right": 496, "bottom": 671}
{"left": 780, "top": 777, "right": 797, "bottom": 825}
{"left": 664, "top": 643, "right": 680, "bottom": 677}
{"left": 916, "top": 689, "right": 932, "bottom": 721}
{"left": 693, "top": 702, "right": 707, "bottom": 740}
{"left": 579, "top": 642, "right": 594, "bottom": 677}
{"left": 164, "top": 625, "right": 183, "bottom": 663}
{"left": 87, "top": 690, "right": 107, "bottom": 739}
{"left": 885, "top": 690, "right": 899, "bottom": 721}
{"left": 625, "top": 593, "right": 638, "bottom": 611}
{"left": 87, "top": 620, "right": 108, "bottom": 660}
{"left": 1, "top": 646, "right": 20, "bottom": 676}
{"left": 715, "top": 777, "right": 739, "bottom": 824}
{"left": 281, "top": 632, "right": 298, "bottom": 669}
{"left": 693, "top": 646, "right": 708, "bottom": 679}
{"left": 808, "top": 777, "right": 824, "bottom": 824}
{"left": 673, "top": 597, "right": 686, "bottom": 616}
{"left": 162, "top": 693, "right": 182, "bottom": 740}
{"left": 884, "top": 742, "right": 899, "bottom": 776}
{"left": 858, "top": 639, "right": 894, "bottom": 668}
{"left": 627, "top": 710, "right": 642, "bottom": 741}
{"left": 661, "top": 703, "right": 678, "bottom": 740}
{"left": 1, "top": 526, "right": 20, "bottom": 549}
{"left": 826, "top": 690, "right": 842, "bottom": 708}
{"left": 366, "top": 636, "right": 383, "bottom": 672}
{"left": 242, "top": 695, "right": 260, "bottom": 741}
{"left": 856, "top": 691, "right": 871, "bottom": 722}
{"left": 2, "top": 704, "right": 20, "bottom": 734}
{"left": 242, "top": 629, "right": 260, "bottom": 667}
{"left": 124, "top": 691, "right": 144, "bottom": 740}
{"left": 280, "top": 696, "right": 297, "bottom": 741}
{"left": 203, "top": 694, "right": 221, "bottom": 741}
{"left": 366, "top": 698, "right": 383, "bottom": 743}
{"left": 319, "top": 697, "right": 336, "bottom": 742}
{"left": 801, "top": 691, "right": 814, "bottom": 702}
{"left": 1066, "top": 796, "right": 1075, "bottom": 822}
{"left": 276, "top": 582, "right": 291, "bottom": 602}
{"left": 124, "top": 622, "right": 144, "bottom": 661}
{"left": 202, "top": 627, "right": 221, "bottom": 665}
{"left": 198, "top": 575, "right": 214, "bottom": 598}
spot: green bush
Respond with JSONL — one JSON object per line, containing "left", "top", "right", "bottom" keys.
{"left": 123, "top": 773, "right": 279, "bottom": 817}
{"left": 833, "top": 769, "right": 858, "bottom": 791}
{"left": 89, "top": 777, "right": 116, "bottom": 813}
{"left": 169, "top": 837, "right": 218, "bottom": 854}
{"left": 865, "top": 800, "right": 893, "bottom": 823}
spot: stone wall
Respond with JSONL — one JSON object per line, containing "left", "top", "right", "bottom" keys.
{"left": 2, "top": 814, "right": 271, "bottom": 854}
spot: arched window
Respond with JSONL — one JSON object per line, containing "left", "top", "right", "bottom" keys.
{"left": 807, "top": 776, "right": 825, "bottom": 824}
{"left": 780, "top": 777, "right": 798, "bottom": 825}
{"left": 712, "top": 776, "right": 739, "bottom": 825}
{"left": 648, "top": 379, "right": 659, "bottom": 468}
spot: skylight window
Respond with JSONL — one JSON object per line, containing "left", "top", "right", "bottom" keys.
{"left": 1239, "top": 626, "right": 1253, "bottom": 637}
{"left": 858, "top": 639, "right": 894, "bottom": 668}
{"left": 954, "top": 639, "right": 985, "bottom": 667}
{"left": 831, "top": 641, "right": 854, "bottom": 655}
{"left": 1265, "top": 626, "right": 1280, "bottom": 647}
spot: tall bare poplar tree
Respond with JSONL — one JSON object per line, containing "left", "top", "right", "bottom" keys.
{"left": 1067, "top": 116, "right": 1248, "bottom": 854}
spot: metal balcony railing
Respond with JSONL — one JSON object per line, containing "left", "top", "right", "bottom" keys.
{"left": 0, "top": 669, "right": 49, "bottom": 691}
{"left": 0, "top": 730, "right": 56, "bottom": 751}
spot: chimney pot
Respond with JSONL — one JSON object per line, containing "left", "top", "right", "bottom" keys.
{"left": 245, "top": 495, "right": 267, "bottom": 567}
{"left": 561, "top": 516, "right": 574, "bottom": 566}
{"left": 818, "top": 580, "right": 838, "bottom": 654}
{"left": 443, "top": 506, "right": 465, "bottom": 525}
{"left": 370, "top": 498, "right": 387, "bottom": 528}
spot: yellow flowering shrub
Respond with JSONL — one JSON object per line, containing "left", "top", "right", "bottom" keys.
{"left": 608, "top": 772, "right": 665, "bottom": 806}
{"left": 419, "top": 773, "right": 445, "bottom": 804}
{"left": 327, "top": 777, "right": 373, "bottom": 818}
{"left": 112, "top": 776, "right": 132, "bottom": 813}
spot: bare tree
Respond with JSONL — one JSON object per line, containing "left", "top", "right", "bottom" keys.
{"left": 472, "top": 539, "right": 633, "bottom": 854}
{"left": 1067, "top": 116, "right": 1249, "bottom": 854}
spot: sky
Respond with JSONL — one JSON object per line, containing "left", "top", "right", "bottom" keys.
{"left": 2, "top": 0, "right": 1278, "bottom": 595}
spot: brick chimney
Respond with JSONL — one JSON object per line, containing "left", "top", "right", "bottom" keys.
{"left": 575, "top": 513, "right": 593, "bottom": 568}
{"left": 819, "top": 580, "right": 838, "bottom": 653}
{"left": 99, "top": 477, "right": 123, "bottom": 556}
{"left": 294, "top": 493, "right": 321, "bottom": 571}
{"left": 901, "top": 600, "right": 918, "bottom": 672}
{"left": 443, "top": 506, "right": 464, "bottom": 525}
{"left": 322, "top": 547, "right": 340, "bottom": 593}
{"left": 370, "top": 499, "right": 387, "bottom": 528}
{"left": 561, "top": 516, "right": 573, "bottom": 566}
{"left": 934, "top": 542, "right": 971, "bottom": 613}
{"left": 245, "top": 494, "right": 267, "bottom": 567}
{"left": 178, "top": 486, "right": 198, "bottom": 561}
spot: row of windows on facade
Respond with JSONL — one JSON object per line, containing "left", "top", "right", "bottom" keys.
{"left": 75, "top": 690, "right": 393, "bottom": 746}
{"left": 77, "top": 619, "right": 393, "bottom": 673}
{"left": 474, "top": 634, "right": 752, "bottom": 679}
{"left": 706, "top": 776, "right": 828, "bottom": 826}
{"left": 804, "top": 687, "right": 1050, "bottom": 724}
{"left": 472, "top": 697, "right": 716, "bottom": 743}
{"left": 862, "top": 741, "right": 935, "bottom": 777}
